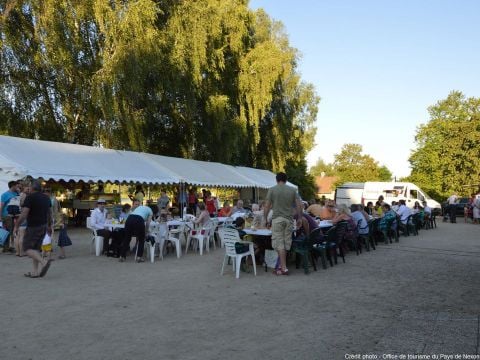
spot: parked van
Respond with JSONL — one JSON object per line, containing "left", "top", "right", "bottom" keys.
{"left": 335, "top": 182, "right": 442, "bottom": 213}
{"left": 334, "top": 182, "right": 364, "bottom": 207}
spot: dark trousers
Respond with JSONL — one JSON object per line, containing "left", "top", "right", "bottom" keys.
{"left": 448, "top": 205, "right": 457, "bottom": 223}
{"left": 110, "top": 229, "right": 124, "bottom": 256}
{"left": 120, "top": 215, "right": 145, "bottom": 258}
{"left": 97, "top": 229, "right": 112, "bottom": 254}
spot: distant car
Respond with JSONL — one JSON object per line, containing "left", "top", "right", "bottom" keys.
{"left": 455, "top": 198, "right": 471, "bottom": 216}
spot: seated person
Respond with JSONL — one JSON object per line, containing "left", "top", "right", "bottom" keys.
{"left": 350, "top": 204, "right": 369, "bottom": 236}
{"left": 422, "top": 201, "right": 431, "bottom": 216}
{"left": 293, "top": 215, "right": 310, "bottom": 243}
{"left": 319, "top": 201, "right": 337, "bottom": 220}
{"left": 194, "top": 203, "right": 210, "bottom": 227}
{"left": 395, "top": 199, "right": 411, "bottom": 225}
{"left": 251, "top": 203, "right": 262, "bottom": 228}
{"left": 332, "top": 204, "right": 357, "bottom": 244}
{"left": 379, "top": 203, "right": 397, "bottom": 232}
{"left": 364, "top": 202, "right": 374, "bottom": 216}
{"left": 157, "top": 208, "right": 170, "bottom": 223}
{"left": 306, "top": 203, "right": 323, "bottom": 218}
{"left": 90, "top": 198, "right": 113, "bottom": 255}
{"left": 391, "top": 201, "right": 399, "bottom": 212}
{"left": 412, "top": 201, "right": 421, "bottom": 214}
{"left": 331, "top": 204, "right": 352, "bottom": 224}
{"left": 230, "top": 217, "right": 247, "bottom": 239}
{"left": 119, "top": 203, "right": 131, "bottom": 222}
{"left": 218, "top": 200, "right": 232, "bottom": 217}
{"left": 232, "top": 217, "right": 250, "bottom": 254}
{"left": 157, "top": 191, "right": 170, "bottom": 210}
{"left": 374, "top": 201, "right": 383, "bottom": 217}
{"left": 147, "top": 204, "right": 158, "bottom": 220}
{"left": 231, "top": 199, "right": 246, "bottom": 215}
{"left": 302, "top": 212, "right": 318, "bottom": 234}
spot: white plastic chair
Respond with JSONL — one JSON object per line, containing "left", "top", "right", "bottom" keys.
{"left": 222, "top": 217, "right": 234, "bottom": 227}
{"left": 217, "top": 227, "right": 239, "bottom": 248}
{"left": 165, "top": 224, "right": 184, "bottom": 258}
{"left": 145, "top": 222, "right": 166, "bottom": 263}
{"left": 183, "top": 214, "right": 196, "bottom": 222}
{"left": 86, "top": 217, "right": 103, "bottom": 256}
{"left": 185, "top": 222, "right": 213, "bottom": 255}
{"left": 219, "top": 232, "right": 257, "bottom": 279}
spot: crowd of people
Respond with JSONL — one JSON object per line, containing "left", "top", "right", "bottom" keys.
{"left": 2, "top": 177, "right": 479, "bottom": 278}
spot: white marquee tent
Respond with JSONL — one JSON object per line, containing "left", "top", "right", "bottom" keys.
{"left": 0, "top": 135, "right": 295, "bottom": 190}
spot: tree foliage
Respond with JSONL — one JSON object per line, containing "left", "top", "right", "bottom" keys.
{"left": 310, "top": 144, "right": 392, "bottom": 185}
{"left": 309, "top": 157, "right": 335, "bottom": 178}
{"left": 0, "top": 0, "right": 319, "bottom": 198}
{"left": 407, "top": 91, "right": 480, "bottom": 200}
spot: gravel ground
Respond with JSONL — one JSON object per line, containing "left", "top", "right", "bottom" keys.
{"left": 1, "top": 220, "right": 479, "bottom": 360}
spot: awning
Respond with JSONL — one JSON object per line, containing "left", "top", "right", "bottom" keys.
{"left": 0, "top": 136, "right": 179, "bottom": 184}
{"left": 0, "top": 135, "right": 296, "bottom": 189}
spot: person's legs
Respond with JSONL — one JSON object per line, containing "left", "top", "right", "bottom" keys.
{"left": 449, "top": 205, "right": 456, "bottom": 223}
{"left": 97, "top": 229, "right": 112, "bottom": 255}
{"left": 272, "top": 217, "right": 290, "bottom": 273}
{"left": 278, "top": 248, "right": 287, "bottom": 272}
{"left": 120, "top": 226, "right": 132, "bottom": 260}
{"left": 23, "top": 226, "right": 49, "bottom": 276}
{"left": 133, "top": 217, "right": 146, "bottom": 260}
{"left": 59, "top": 246, "right": 66, "bottom": 258}
{"left": 26, "top": 249, "right": 45, "bottom": 275}
{"left": 16, "top": 226, "right": 26, "bottom": 256}
{"left": 2, "top": 216, "right": 14, "bottom": 252}
{"left": 111, "top": 229, "right": 124, "bottom": 257}
{"left": 281, "top": 218, "right": 293, "bottom": 272}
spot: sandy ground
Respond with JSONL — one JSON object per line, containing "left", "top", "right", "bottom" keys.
{"left": 1, "top": 220, "right": 479, "bottom": 360}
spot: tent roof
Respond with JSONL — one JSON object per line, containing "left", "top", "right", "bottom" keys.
{"left": 141, "top": 153, "right": 256, "bottom": 188}
{"left": 0, "top": 136, "right": 179, "bottom": 184}
{"left": 0, "top": 136, "right": 292, "bottom": 189}
{"left": 234, "top": 166, "right": 298, "bottom": 189}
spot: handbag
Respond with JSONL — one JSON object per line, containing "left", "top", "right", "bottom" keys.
{"left": 0, "top": 228, "right": 9, "bottom": 247}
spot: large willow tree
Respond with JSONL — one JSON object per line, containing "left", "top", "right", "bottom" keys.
{"left": 0, "top": 0, "right": 318, "bottom": 195}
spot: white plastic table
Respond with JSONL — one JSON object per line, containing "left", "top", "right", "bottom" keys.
{"left": 243, "top": 228, "right": 272, "bottom": 236}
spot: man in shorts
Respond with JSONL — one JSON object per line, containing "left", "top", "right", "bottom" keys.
{"left": 14, "top": 180, "right": 53, "bottom": 278}
{"left": 263, "top": 172, "right": 303, "bottom": 275}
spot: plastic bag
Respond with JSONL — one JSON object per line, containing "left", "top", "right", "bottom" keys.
{"left": 42, "top": 233, "right": 52, "bottom": 246}
{"left": 264, "top": 249, "right": 278, "bottom": 269}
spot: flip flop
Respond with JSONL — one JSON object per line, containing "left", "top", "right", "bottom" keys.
{"left": 24, "top": 272, "right": 39, "bottom": 278}
{"left": 39, "top": 259, "right": 52, "bottom": 278}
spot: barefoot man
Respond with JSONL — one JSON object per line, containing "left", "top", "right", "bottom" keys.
{"left": 14, "top": 180, "right": 53, "bottom": 278}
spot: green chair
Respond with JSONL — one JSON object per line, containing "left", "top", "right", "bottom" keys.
{"left": 381, "top": 217, "right": 398, "bottom": 243}
{"left": 313, "top": 222, "right": 348, "bottom": 267}
{"left": 292, "top": 228, "right": 325, "bottom": 274}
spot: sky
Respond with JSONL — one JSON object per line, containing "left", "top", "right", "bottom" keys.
{"left": 249, "top": 0, "right": 480, "bottom": 178}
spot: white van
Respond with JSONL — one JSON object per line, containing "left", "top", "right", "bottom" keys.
{"left": 335, "top": 181, "right": 442, "bottom": 213}
{"left": 334, "top": 182, "right": 365, "bottom": 207}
